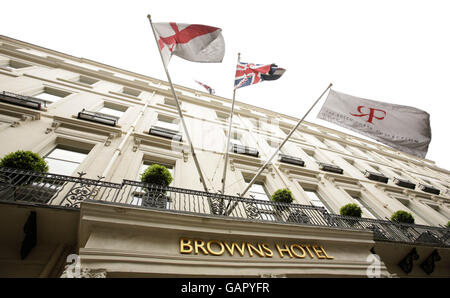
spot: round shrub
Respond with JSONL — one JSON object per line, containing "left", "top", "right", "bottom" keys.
{"left": 140, "top": 164, "right": 173, "bottom": 187}
{"left": 271, "top": 189, "right": 294, "bottom": 204}
{"left": 391, "top": 210, "right": 415, "bottom": 224}
{"left": 340, "top": 203, "right": 362, "bottom": 218}
{"left": 0, "top": 150, "right": 48, "bottom": 172}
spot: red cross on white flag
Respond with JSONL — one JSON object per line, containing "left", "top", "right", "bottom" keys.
{"left": 153, "top": 22, "right": 225, "bottom": 66}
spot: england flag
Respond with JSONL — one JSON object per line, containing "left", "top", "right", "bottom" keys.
{"left": 153, "top": 22, "right": 225, "bottom": 66}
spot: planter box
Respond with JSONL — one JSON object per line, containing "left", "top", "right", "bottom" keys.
{"left": 0, "top": 91, "right": 45, "bottom": 110}
{"left": 230, "top": 143, "right": 259, "bottom": 157}
{"left": 364, "top": 170, "right": 389, "bottom": 184}
{"left": 279, "top": 154, "right": 305, "bottom": 167}
{"left": 418, "top": 184, "right": 440, "bottom": 195}
{"left": 78, "top": 109, "right": 118, "bottom": 126}
{"left": 393, "top": 177, "right": 416, "bottom": 190}
{"left": 149, "top": 126, "right": 182, "bottom": 141}
{"left": 318, "top": 162, "right": 343, "bottom": 174}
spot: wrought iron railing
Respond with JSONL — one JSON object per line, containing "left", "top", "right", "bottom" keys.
{"left": 0, "top": 167, "right": 448, "bottom": 247}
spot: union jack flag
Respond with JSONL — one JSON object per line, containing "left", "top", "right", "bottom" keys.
{"left": 195, "top": 80, "right": 215, "bottom": 95}
{"left": 234, "top": 62, "right": 285, "bottom": 89}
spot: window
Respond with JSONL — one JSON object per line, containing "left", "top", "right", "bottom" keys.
{"left": 267, "top": 139, "right": 284, "bottom": 154}
{"left": 139, "top": 161, "right": 174, "bottom": 185}
{"left": 246, "top": 180, "right": 275, "bottom": 221}
{"left": 392, "top": 195, "right": 431, "bottom": 225}
{"left": 346, "top": 191, "right": 379, "bottom": 219}
{"left": 156, "top": 115, "right": 179, "bottom": 131}
{"left": 216, "top": 111, "right": 229, "bottom": 121}
{"left": 0, "top": 60, "right": 31, "bottom": 70}
{"left": 44, "top": 146, "right": 89, "bottom": 176}
{"left": 122, "top": 87, "right": 141, "bottom": 98}
{"left": 164, "top": 97, "right": 177, "bottom": 107}
{"left": 280, "top": 127, "right": 291, "bottom": 136}
{"left": 132, "top": 161, "right": 174, "bottom": 206}
{"left": 247, "top": 182, "right": 270, "bottom": 202}
{"left": 77, "top": 75, "right": 99, "bottom": 85}
{"left": 33, "top": 87, "right": 71, "bottom": 104}
{"left": 98, "top": 107, "right": 124, "bottom": 118}
{"left": 303, "top": 189, "right": 331, "bottom": 212}
{"left": 228, "top": 130, "right": 243, "bottom": 146}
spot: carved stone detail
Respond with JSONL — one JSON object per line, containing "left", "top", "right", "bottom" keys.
{"left": 182, "top": 149, "right": 189, "bottom": 162}
{"left": 398, "top": 247, "right": 419, "bottom": 274}
{"left": 133, "top": 137, "right": 141, "bottom": 152}
{"left": 45, "top": 121, "right": 60, "bottom": 134}
{"left": 105, "top": 133, "right": 116, "bottom": 147}
{"left": 420, "top": 249, "right": 441, "bottom": 275}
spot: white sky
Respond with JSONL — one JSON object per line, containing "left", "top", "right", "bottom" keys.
{"left": 2, "top": 0, "right": 450, "bottom": 171}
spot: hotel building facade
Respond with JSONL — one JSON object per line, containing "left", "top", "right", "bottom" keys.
{"left": 0, "top": 35, "right": 449, "bottom": 278}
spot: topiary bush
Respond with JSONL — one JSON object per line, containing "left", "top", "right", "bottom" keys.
{"left": 0, "top": 150, "right": 48, "bottom": 172}
{"left": 391, "top": 210, "right": 415, "bottom": 224}
{"left": 271, "top": 189, "right": 294, "bottom": 204}
{"left": 271, "top": 188, "right": 294, "bottom": 212}
{"left": 140, "top": 164, "right": 173, "bottom": 188}
{"left": 340, "top": 203, "right": 362, "bottom": 218}
{"left": 140, "top": 164, "right": 173, "bottom": 209}
{"left": 0, "top": 150, "right": 48, "bottom": 185}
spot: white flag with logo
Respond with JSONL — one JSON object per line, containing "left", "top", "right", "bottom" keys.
{"left": 153, "top": 22, "right": 225, "bottom": 66}
{"left": 317, "top": 89, "right": 431, "bottom": 158}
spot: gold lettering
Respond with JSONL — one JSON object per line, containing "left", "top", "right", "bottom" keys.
{"left": 180, "top": 238, "right": 193, "bottom": 254}
{"left": 180, "top": 239, "right": 333, "bottom": 260}
{"left": 194, "top": 239, "right": 209, "bottom": 255}
{"left": 224, "top": 242, "right": 246, "bottom": 257}
{"left": 312, "top": 245, "right": 328, "bottom": 259}
{"left": 320, "top": 245, "right": 334, "bottom": 259}
{"left": 276, "top": 244, "right": 293, "bottom": 258}
{"left": 207, "top": 240, "right": 225, "bottom": 256}
{"left": 290, "top": 244, "right": 306, "bottom": 258}
{"left": 302, "top": 245, "right": 315, "bottom": 259}
{"left": 247, "top": 243, "right": 265, "bottom": 257}
{"left": 262, "top": 243, "right": 273, "bottom": 258}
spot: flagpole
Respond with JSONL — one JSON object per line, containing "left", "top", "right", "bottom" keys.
{"left": 239, "top": 83, "right": 333, "bottom": 198}
{"left": 147, "top": 15, "right": 210, "bottom": 192}
{"left": 221, "top": 52, "right": 240, "bottom": 194}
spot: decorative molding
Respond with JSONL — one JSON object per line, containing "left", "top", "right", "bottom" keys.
{"left": 45, "top": 121, "right": 61, "bottom": 134}
{"left": 398, "top": 247, "right": 419, "bottom": 274}
{"left": 133, "top": 137, "right": 141, "bottom": 152}
{"left": 10, "top": 121, "right": 20, "bottom": 127}
{"left": 182, "top": 149, "right": 189, "bottom": 162}
{"left": 420, "top": 250, "right": 441, "bottom": 275}
{"left": 229, "top": 158, "right": 235, "bottom": 171}
{"left": 105, "top": 133, "right": 117, "bottom": 147}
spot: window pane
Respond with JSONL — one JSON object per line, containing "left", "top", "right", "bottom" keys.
{"left": 44, "top": 158, "right": 80, "bottom": 176}
{"left": 34, "top": 92, "right": 62, "bottom": 103}
{"left": 304, "top": 190, "right": 330, "bottom": 212}
{"left": 47, "top": 148, "right": 87, "bottom": 163}
{"left": 99, "top": 107, "right": 124, "bottom": 118}
{"left": 350, "top": 195, "right": 377, "bottom": 219}
{"left": 248, "top": 183, "right": 270, "bottom": 201}
{"left": 230, "top": 138, "right": 243, "bottom": 146}
{"left": 156, "top": 119, "right": 179, "bottom": 131}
